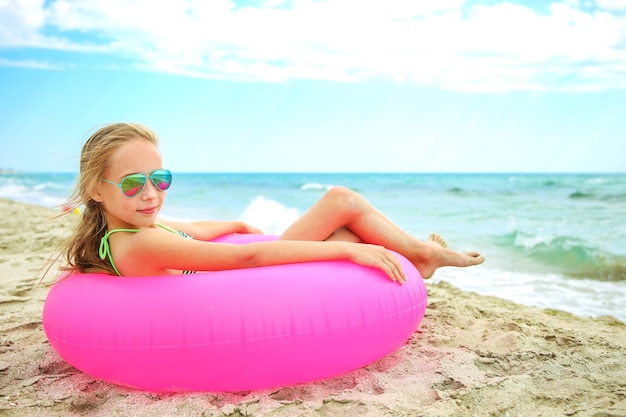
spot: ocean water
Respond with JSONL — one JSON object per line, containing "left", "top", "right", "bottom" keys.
{"left": 2, "top": 171, "right": 625, "bottom": 321}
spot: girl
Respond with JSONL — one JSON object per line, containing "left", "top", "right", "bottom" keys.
{"left": 59, "top": 123, "right": 484, "bottom": 282}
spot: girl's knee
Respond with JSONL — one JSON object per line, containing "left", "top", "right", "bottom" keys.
{"left": 324, "top": 186, "right": 361, "bottom": 214}
{"left": 325, "top": 186, "right": 355, "bottom": 204}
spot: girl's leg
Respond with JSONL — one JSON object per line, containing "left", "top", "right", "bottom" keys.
{"left": 280, "top": 186, "right": 484, "bottom": 278}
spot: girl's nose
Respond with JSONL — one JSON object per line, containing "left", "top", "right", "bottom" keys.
{"left": 141, "top": 179, "right": 159, "bottom": 199}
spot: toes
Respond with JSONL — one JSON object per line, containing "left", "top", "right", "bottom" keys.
{"left": 428, "top": 233, "right": 448, "bottom": 248}
{"left": 465, "top": 252, "right": 485, "bottom": 265}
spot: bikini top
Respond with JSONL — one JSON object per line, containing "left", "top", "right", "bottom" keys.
{"left": 99, "top": 223, "right": 197, "bottom": 276}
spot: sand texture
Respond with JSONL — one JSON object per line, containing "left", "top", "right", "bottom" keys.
{"left": 0, "top": 198, "right": 625, "bottom": 417}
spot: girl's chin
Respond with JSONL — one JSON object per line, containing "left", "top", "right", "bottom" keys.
{"left": 133, "top": 212, "right": 160, "bottom": 227}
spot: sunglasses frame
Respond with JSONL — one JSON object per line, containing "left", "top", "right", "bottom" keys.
{"left": 101, "top": 169, "right": 173, "bottom": 198}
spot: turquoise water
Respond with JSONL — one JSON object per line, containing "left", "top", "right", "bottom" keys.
{"left": 2, "top": 171, "right": 625, "bottom": 321}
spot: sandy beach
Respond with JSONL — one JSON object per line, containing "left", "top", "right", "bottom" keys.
{"left": 1, "top": 197, "right": 625, "bottom": 417}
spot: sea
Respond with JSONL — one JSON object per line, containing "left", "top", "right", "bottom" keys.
{"left": 2, "top": 171, "right": 625, "bottom": 322}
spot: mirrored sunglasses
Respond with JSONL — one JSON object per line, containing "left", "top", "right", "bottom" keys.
{"left": 101, "top": 169, "right": 172, "bottom": 198}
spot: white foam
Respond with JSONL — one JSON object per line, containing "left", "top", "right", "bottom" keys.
{"left": 239, "top": 196, "right": 300, "bottom": 235}
{"left": 513, "top": 232, "right": 555, "bottom": 249}
{"left": 301, "top": 182, "right": 334, "bottom": 192}
{"left": 0, "top": 183, "right": 64, "bottom": 207}
{"left": 432, "top": 265, "right": 626, "bottom": 322}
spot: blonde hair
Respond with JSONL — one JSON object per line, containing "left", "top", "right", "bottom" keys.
{"left": 59, "top": 123, "right": 160, "bottom": 275}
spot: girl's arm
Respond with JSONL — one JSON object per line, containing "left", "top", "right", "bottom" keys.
{"left": 157, "top": 218, "right": 263, "bottom": 241}
{"left": 118, "top": 228, "right": 406, "bottom": 284}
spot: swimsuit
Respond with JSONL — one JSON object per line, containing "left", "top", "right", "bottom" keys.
{"left": 99, "top": 223, "right": 197, "bottom": 276}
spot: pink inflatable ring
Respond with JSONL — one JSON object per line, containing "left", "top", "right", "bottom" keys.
{"left": 43, "top": 234, "right": 427, "bottom": 392}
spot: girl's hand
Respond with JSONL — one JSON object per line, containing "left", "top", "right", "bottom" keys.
{"left": 348, "top": 243, "right": 407, "bottom": 285}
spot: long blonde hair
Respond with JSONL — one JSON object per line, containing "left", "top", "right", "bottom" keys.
{"left": 59, "top": 123, "right": 160, "bottom": 275}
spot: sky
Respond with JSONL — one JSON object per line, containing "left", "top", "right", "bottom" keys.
{"left": 0, "top": 0, "right": 625, "bottom": 173}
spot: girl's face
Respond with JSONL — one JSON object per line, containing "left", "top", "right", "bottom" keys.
{"left": 93, "top": 138, "right": 166, "bottom": 229}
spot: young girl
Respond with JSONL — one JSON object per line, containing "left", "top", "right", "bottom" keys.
{"left": 59, "top": 123, "right": 484, "bottom": 283}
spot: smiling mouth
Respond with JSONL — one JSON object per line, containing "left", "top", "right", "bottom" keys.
{"left": 139, "top": 206, "right": 158, "bottom": 214}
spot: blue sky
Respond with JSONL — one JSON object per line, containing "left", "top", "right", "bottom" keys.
{"left": 1, "top": 0, "right": 625, "bottom": 173}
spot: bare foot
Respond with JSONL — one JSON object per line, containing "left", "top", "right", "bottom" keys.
{"left": 414, "top": 235, "right": 485, "bottom": 279}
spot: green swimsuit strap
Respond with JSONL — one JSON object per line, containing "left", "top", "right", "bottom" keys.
{"left": 98, "top": 224, "right": 185, "bottom": 276}
{"left": 155, "top": 223, "right": 178, "bottom": 234}
{"left": 99, "top": 228, "right": 140, "bottom": 276}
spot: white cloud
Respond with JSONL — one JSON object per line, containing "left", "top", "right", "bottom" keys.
{"left": 1, "top": 0, "right": 625, "bottom": 91}
{"left": 0, "top": 57, "right": 62, "bottom": 70}
{"left": 0, "top": 0, "right": 45, "bottom": 47}
{"left": 596, "top": 0, "right": 626, "bottom": 10}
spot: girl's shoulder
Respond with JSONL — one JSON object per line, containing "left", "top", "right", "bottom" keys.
{"left": 109, "top": 224, "right": 178, "bottom": 253}
{"left": 110, "top": 225, "right": 193, "bottom": 276}
{"left": 127, "top": 224, "right": 197, "bottom": 249}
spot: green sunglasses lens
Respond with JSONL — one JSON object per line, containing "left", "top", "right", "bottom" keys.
{"left": 150, "top": 170, "right": 172, "bottom": 191}
{"left": 121, "top": 174, "right": 147, "bottom": 197}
